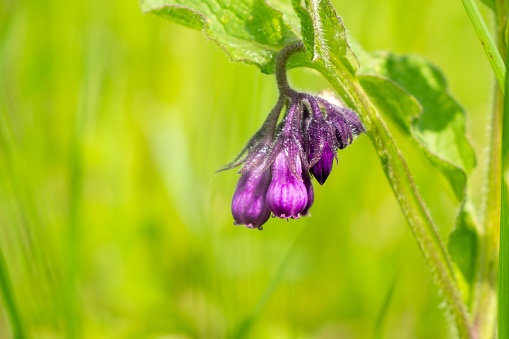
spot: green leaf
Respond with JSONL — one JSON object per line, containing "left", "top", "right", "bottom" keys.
{"left": 290, "top": 0, "right": 314, "bottom": 60}
{"left": 359, "top": 52, "right": 476, "bottom": 202}
{"left": 357, "top": 75, "right": 421, "bottom": 132}
{"left": 282, "top": 2, "right": 473, "bottom": 334}
{"left": 291, "top": 0, "right": 358, "bottom": 74}
{"left": 358, "top": 53, "right": 479, "bottom": 289}
{"left": 140, "top": 0, "right": 302, "bottom": 73}
{"left": 448, "top": 202, "right": 479, "bottom": 287}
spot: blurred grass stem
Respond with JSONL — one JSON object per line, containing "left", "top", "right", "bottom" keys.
{"left": 460, "top": 0, "right": 505, "bottom": 91}
{"left": 0, "top": 248, "right": 26, "bottom": 339}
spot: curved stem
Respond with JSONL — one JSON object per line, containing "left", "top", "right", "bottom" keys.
{"left": 275, "top": 42, "right": 305, "bottom": 97}
{"left": 217, "top": 44, "right": 304, "bottom": 172}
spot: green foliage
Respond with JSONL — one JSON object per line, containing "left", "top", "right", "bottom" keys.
{"left": 448, "top": 203, "right": 479, "bottom": 286}
{"left": 291, "top": 0, "right": 359, "bottom": 74}
{"left": 358, "top": 52, "right": 479, "bottom": 288}
{"left": 140, "top": 0, "right": 302, "bottom": 73}
{"left": 0, "top": 0, "right": 498, "bottom": 337}
{"left": 146, "top": 0, "right": 479, "bottom": 336}
{"left": 359, "top": 53, "right": 476, "bottom": 201}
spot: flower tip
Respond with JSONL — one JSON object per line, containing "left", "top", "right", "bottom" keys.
{"left": 310, "top": 160, "right": 332, "bottom": 185}
{"left": 274, "top": 213, "right": 302, "bottom": 219}
{"left": 312, "top": 172, "right": 328, "bottom": 185}
{"left": 233, "top": 220, "right": 263, "bottom": 230}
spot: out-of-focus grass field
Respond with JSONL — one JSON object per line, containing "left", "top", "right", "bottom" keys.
{"left": 0, "top": 0, "right": 494, "bottom": 338}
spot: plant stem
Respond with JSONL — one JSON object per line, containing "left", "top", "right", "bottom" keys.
{"left": 317, "top": 66, "right": 474, "bottom": 339}
{"left": 358, "top": 89, "right": 474, "bottom": 339}
{"left": 275, "top": 42, "right": 304, "bottom": 97}
{"left": 471, "top": 3, "right": 506, "bottom": 337}
{"left": 460, "top": 0, "right": 506, "bottom": 91}
{"left": 471, "top": 85, "right": 501, "bottom": 339}
{"left": 280, "top": 41, "right": 473, "bottom": 338}
{"left": 499, "top": 31, "right": 509, "bottom": 339}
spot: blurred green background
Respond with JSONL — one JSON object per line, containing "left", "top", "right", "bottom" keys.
{"left": 0, "top": 0, "right": 494, "bottom": 338}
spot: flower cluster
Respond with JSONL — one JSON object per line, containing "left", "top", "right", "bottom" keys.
{"left": 219, "top": 42, "right": 364, "bottom": 230}
{"left": 222, "top": 92, "right": 364, "bottom": 229}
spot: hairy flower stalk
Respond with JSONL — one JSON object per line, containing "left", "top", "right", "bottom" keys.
{"left": 220, "top": 42, "right": 364, "bottom": 229}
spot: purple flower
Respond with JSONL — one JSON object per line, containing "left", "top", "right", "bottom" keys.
{"left": 318, "top": 98, "right": 365, "bottom": 149}
{"left": 231, "top": 168, "right": 272, "bottom": 229}
{"left": 266, "top": 152, "right": 308, "bottom": 219}
{"left": 221, "top": 88, "right": 364, "bottom": 229}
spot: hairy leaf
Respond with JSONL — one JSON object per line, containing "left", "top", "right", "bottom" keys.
{"left": 140, "top": 0, "right": 304, "bottom": 73}
{"left": 358, "top": 53, "right": 479, "bottom": 287}
{"left": 359, "top": 52, "right": 476, "bottom": 202}
{"left": 291, "top": 0, "right": 358, "bottom": 74}
{"left": 287, "top": 0, "right": 361, "bottom": 116}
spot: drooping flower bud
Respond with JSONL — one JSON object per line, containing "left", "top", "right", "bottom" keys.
{"left": 231, "top": 168, "right": 272, "bottom": 229}
{"left": 266, "top": 152, "right": 308, "bottom": 218}
{"left": 320, "top": 99, "right": 364, "bottom": 149}
{"left": 310, "top": 142, "right": 334, "bottom": 185}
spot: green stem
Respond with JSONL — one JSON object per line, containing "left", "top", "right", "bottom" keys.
{"left": 279, "top": 40, "right": 472, "bottom": 337}
{"left": 471, "top": 84, "right": 501, "bottom": 339}
{"left": 275, "top": 42, "right": 304, "bottom": 97}
{"left": 360, "top": 92, "right": 473, "bottom": 339}
{"left": 316, "top": 65, "right": 474, "bottom": 339}
{"left": 499, "top": 34, "right": 509, "bottom": 339}
{"left": 471, "top": 3, "right": 506, "bottom": 338}
{"left": 460, "top": 0, "right": 506, "bottom": 91}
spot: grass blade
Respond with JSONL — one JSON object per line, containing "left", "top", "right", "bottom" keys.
{"left": 0, "top": 248, "right": 26, "bottom": 339}
{"left": 460, "top": 0, "right": 505, "bottom": 91}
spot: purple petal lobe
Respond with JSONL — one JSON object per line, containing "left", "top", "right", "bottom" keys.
{"left": 266, "top": 152, "right": 308, "bottom": 219}
{"left": 231, "top": 169, "right": 272, "bottom": 229}
{"left": 310, "top": 142, "right": 334, "bottom": 185}
{"left": 301, "top": 170, "right": 314, "bottom": 216}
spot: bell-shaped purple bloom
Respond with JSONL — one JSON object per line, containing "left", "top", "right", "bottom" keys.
{"left": 266, "top": 152, "right": 308, "bottom": 219}
{"left": 310, "top": 142, "right": 334, "bottom": 185}
{"left": 231, "top": 168, "right": 272, "bottom": 229}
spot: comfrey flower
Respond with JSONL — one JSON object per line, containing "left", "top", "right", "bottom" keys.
{"left": 218, "top": 42, "right": 365, "bottom": 230}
